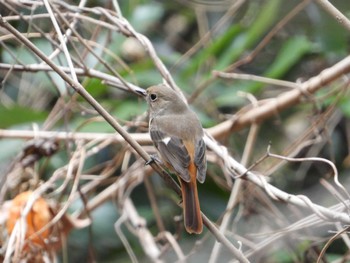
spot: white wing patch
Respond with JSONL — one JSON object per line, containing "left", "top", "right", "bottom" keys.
{"left": 162, "top": 137, "right": 171, "bottom": 145}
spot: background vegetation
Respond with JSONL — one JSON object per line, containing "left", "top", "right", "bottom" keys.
{"left": 1, "top": 0, "right": 350, "bottom": 262}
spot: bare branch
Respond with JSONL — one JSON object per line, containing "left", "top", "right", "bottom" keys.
{"left": 315, "top": 0, "right": 350, "bottom": 31}
{"left": 212, "top": 55, "right": 350, "bottom": 136}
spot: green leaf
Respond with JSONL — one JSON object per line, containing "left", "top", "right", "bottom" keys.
{"left": 264, "top": 36, "right": 311, "bottom": 79}
{"left": 112, "top": 100, "right": 147, "bottom": 120}
{"left": 83, "top": 78, "right": 107, "bottom": 98}
{"left": 217, "top": 0, "right": 281, "bottom": 69}
{"left": 182, "top": 24, "right": 242, "bottom": 78}
{"left": 340, "top": 97, "right": 350, "bottom": 117}
{"left": 0, "top": 106, "right": 47, "bottom": 128}
{"left": 215, "top": 36, "right": 311, "bottom": 107}
{"left": 313, "top": 7, "right": 348, "bottom": 57}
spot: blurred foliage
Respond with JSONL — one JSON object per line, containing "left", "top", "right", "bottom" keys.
{"left": 1, "top": 0, "right": 350, "bottom": 262}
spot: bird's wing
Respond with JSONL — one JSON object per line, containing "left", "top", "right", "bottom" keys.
{"left": 150, "top": 128, "right": 191, "bottom": 182}
{"left": 194, "top": 138, "right": 207, "bottom": 183}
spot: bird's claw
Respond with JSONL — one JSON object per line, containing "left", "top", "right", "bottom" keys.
{"left": 145, "top": 154, "right": 161, "bottom": 166}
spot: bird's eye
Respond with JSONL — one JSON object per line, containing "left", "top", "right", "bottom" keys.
{"left": 150, "top": 93, "right": 157, "bottom": 102}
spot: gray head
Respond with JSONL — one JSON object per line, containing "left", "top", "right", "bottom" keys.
{"left": 141, "top": 85, "right": 188, "bottom": 118}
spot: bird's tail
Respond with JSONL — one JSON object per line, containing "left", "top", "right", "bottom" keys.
{"left": 180, "top": 176, "right": 203, "bottom": 234}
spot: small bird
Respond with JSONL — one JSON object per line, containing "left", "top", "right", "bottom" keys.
{"left": 139, "top": 84, "right": 207, "bottom": 234}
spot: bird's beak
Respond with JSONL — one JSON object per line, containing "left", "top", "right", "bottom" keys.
{"left": 135, "top": 88, "right": 147, "bottom": 98}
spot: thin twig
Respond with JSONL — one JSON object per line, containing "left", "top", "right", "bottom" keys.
{"left": 209, "top": 122, "right": 260, "bottom": 263}
{"left": 315, "top": 0, "right": 350, "bottom": 31}
{"left": 204, "top": 136, "right": 350, "bottom": 224}
{"left": 212, "top": 55, "right": 350, "bottom": 136}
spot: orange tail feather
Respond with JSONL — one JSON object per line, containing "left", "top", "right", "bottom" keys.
{"left": 180, "top": 177, "right": 203, "bottom": 234}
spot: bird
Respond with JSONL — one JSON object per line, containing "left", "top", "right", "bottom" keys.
{"left": 139, "top": 84, "right": 207, "bottom": 234}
